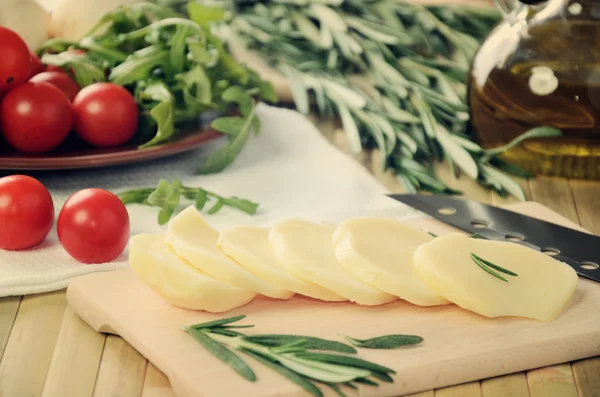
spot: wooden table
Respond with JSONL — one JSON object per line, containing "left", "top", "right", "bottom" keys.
{"left": 0, "top": 119, "right": 599, "bottom": 397}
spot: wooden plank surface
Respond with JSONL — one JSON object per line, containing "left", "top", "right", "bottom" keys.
{"left": 0, "top": 123, "right": 599, "bottom": 397}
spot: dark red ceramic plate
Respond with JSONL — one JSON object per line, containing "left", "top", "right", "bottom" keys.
{"left": 0, "top": 128, "right": 221, "bottom": 170}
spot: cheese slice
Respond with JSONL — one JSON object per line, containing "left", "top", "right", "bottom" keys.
{"left": 413, "top": 233, "right": 578, "bottom": 321}
{"left": 129, "top": 234, "right": 256, "bottom": 312}
{"left": 269, "top": 219, "right": 397, "bottom": 305}
{"left": 165, "top": 207, "right": 293, "bottom": 299}
{"left": 218, "top": 226, "right": 345, "bottom": 301}
{"left": 333, "top": 217, "right": 450, "bottom": 306}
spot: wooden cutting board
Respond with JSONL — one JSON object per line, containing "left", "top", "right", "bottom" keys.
{"left": 66, "top": 202, "right": 600, "bottom": 397}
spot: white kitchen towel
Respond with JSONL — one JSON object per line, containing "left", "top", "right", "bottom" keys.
{"left": 0, "top": 104, "right": 421, "bottom": 297}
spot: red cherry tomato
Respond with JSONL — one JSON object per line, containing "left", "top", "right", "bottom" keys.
{"left": 1, "top": 82, "right": 73, "bottom": 154}
{"left": 0, "top": 27, "right": 31, "bottom": 94}
{"left": 58, "top": 188, "right": 130, "bottom": 264}
{"left": 0, "top": 175, "right": 54, "bottom": 250}
{"left": 45, "top": 65, "right": 65, "bottom": 74}
{"left": 72, "top": 83, "right": 138, "bottom": 148}
{"left": 27, "top": 53, "right": 44, "bottom": 80}
{"left": 30, "top": 71, "right": 80, "bottom": 101}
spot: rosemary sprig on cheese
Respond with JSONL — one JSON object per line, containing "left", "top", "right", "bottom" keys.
{"left": 185, "top": 314, "right": 419, "bottom": 396}
{"left": 470, "top": 252, "right": 518, "bottom": 282}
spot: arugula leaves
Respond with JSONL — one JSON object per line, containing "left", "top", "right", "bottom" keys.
{"left": 118, "top": 179, "right": 259, "bottom": 225}
{"left": 39, "top": 2, "right": 277, "bottom": 175}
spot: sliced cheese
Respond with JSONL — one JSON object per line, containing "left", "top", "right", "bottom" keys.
{"left": 165, "top": 207, "right": 293, "bottom": 300}
{"left": 218, "top": 226, "right": 345, "bottom": 302}
{"left": 333, "top": 217, "right": 450, "bottom": 306}
{"left": 269, "top": 219, "right": 397, "bottom": 306}
{"left": 413, "top": 233, "right": 578, "bottom": 321}
{"left": 129, "top": 233, "right": 256, "bottom": 312}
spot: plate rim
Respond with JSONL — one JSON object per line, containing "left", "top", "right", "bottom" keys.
{"left": 0, "top": 130, "right": 221, "bottom": 171}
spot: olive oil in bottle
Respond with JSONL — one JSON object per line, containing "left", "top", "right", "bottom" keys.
{"left": 468, "top": 1, "right": 600, "bottom": 179}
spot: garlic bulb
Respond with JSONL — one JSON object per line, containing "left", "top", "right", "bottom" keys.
{"left": 0, "top": 0, "right": 50, "bottom": 50}
{"left": 48, "top": 0, "right": 140, "bottom": 42}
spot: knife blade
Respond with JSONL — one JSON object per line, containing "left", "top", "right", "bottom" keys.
{"left": 388, "top": 194, "right": 600, "bottom": 283}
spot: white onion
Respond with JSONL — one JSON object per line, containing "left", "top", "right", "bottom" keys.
{"left": 0, "top": 0, "right": 50, "bottom": 50}
{"left": 48, "top": 0, "right": 140, "bottom": 42}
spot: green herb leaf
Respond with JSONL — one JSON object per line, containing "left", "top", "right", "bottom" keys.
{"left": 195, "top": 190, "right": 208, "bottom": 210}
{"left": 222, "top": 197, "right": 259, "bottom": 215}
{"left": 178, "top": 65, "right": 213, "bottom": 111}
{"left": 197, "top": 106, "right": 257, "bottom": 174}
{"left": 207, "top": 199, "right": 225, "bottom": 215}
{"left": 140, "top": 97, "right": 176, "bottom": 148}
{"left": 242, "top": 351, "right": 324, "bottom": 397}
{"left": 146, "top": 179, "right": 182, "bottom": 225}
{"left": 294, "top": 352, "right": 395, "bottom": 374}
{"left": 211, "top": 117, "right": 246, "bottom": 136}
{"left": 371, "top": 371, "right": 394, "bottom": 383}
{"left": 191, "top": 314, "right": 246, "bottom": 329}
{"left": 222, "top": 86, "right": 253, "bottom": 117}
{"left": 41, "top": 52, "right": 106, "bottom": 88}
{"left": 209, "top": 328, "right": 244, "bottom": 337}
{"left": 185, "top": 328, "right": 256, "bottom": 382}
{"left": 187, "top": 2, "right": 226, "bottom": 26}
{"left": 345, "top": 334, "right": 423, "bottom": 350}
{"left": 276, "top": 355, "right": 370, "bottom": 383}
{"left": 471, "top": 253, "right": 518, "bottom": 277}
{"left": 483, "top": 127, "right": 562, "bottom": 159}
{"left": 353, "top": 378, "right": 378, "bottom": 387}
{"left": 243, "top": 335, "right": 357, "bottom": 354}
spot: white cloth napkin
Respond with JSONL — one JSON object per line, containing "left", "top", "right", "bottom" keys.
{"left": 0, "top": 105, "right": 420, "bottom": 297}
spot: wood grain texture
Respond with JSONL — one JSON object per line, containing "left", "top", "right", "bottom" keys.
{"left": 0, "top": 291, "right": 66, "bottom": 397}
{"left": 65, "top": 203, "right": 600, "bottom": 397}
{"left": 435, "top": 382, "right": 482, "bottom": 397}
{"left": 0, "top": 296, "right": 20, "bottom": 360}
{"left": 142, "top": 364, "right": 176, "bottom": 397}
{"left": 529, "top": 177, "right": 579, "bottom": 223}
{"left": 527, "top": 364, "right": 579, "bottom": 397}
{"left": 481, "top": 373, "right": 530, "bottom": 397}
{"left": 572, "top": 358, "right": 600, "bottom": 397}
{"left": 92, "top": 335, "right": 147, "bottom": 397}
{"left": 41, "top": 307, "right": 105, "bottom": 397}
{"left": 570, "top": 180, "right": 600, "bottom": 235}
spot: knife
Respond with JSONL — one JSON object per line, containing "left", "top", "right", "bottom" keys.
{"left": 388, "top": 194, "right": 600, "bottom": 283}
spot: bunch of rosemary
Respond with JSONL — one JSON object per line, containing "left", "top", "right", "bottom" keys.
{"left": 185, "top": 315, "right": 423, "bottom": 397}
{"left": 222, "top": 0, "right": 562, "bottom": 199}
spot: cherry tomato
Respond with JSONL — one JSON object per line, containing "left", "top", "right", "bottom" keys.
{"left": 72, "top": 83, "right": 138, "bottom": 148}
{"left": 30, "top": 71, "right": 80, "bottom": 101}
{"left": 0, "top": 27, "right": 31, "bottom": 94}
{"left": 0, "top": 175, "right": 54, "bottom": 251}
{"left": 1, "top": 82, "right": 73, "bottom": 154}
{"left": 45, "top": 65, "right": 65, "bottom": 74}
{"left": 58, "top": 188, "right": 130, "bottom": 264}
{"left": 27, "top": 53, "right": 44, "bottom": 80}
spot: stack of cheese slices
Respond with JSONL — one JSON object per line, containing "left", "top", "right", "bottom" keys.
{"left": 130, "top": 207, "right": 578, "bottom": 322}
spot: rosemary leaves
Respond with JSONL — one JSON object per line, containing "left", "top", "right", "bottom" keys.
{"left": 185, "top": 315, "right": 423, "bottom": 396}
{"left": 470, "top": 252, "right": 518, "bottom": 282}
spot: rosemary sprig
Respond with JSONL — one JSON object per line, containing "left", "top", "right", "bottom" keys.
{"left": 118, "top": 179, "right": 259, "bottom": 225}
{"left": 184, "top": 315, "right": 416, "bottom": 396}
{"left": 470, "top": 253, "right": 518, "bottom": 282}
{"left": 221, "top": 1, "right": 564, "bottom": 200}
{"left": 345, "top": 334, "right": 423, "bottom": 349}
